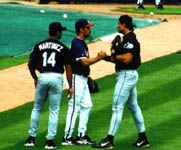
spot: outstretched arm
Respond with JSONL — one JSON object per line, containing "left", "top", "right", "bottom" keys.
{"left": 80, "top": 51, "right": 107, "bottom": 66}
{"left": 103, "top": 56, "right": 116, "bottom": 63}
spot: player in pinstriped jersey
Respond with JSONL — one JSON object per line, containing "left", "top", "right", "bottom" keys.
{"left": 92, "top": 15, "right": 150, "bottom": 149}
{"left": 61, "top": 19, "right": 106, "bottom": 145}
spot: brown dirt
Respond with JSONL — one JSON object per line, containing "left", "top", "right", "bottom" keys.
{"left": 0, "top": 1, "right": 181, "bottom": 112}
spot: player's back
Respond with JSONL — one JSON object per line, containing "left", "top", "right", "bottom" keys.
{"left": 30, "top": 39, "right": 70, "bottom": 74}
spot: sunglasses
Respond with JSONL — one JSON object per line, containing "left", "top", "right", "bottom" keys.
{"left": 85, "top": 27, "right": 90, "bottom": 29}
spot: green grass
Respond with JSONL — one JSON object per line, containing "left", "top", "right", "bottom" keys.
{"left": 112, "top": 6, "right": 181, "bottom": 15}
{"left": 0, "top": 55, "right": 29, "bottom": 70}
{"left": 0, "top": 52, "right": 181, "bottom": 150}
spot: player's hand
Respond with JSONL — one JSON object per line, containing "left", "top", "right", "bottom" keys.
{"left": 111, "top": 49, "right": 116, "bottom": 59}
{"left": 34, "top": 79, "right": 37, "bottom": 88}
{"left": 111, "top": 49, "right": 115, "bottom": 55}
{"left": 97, "top": 51, "right": 107, "bottom": 59}
{"left": 67, "top": 87, "right": 73, "bottom": 99}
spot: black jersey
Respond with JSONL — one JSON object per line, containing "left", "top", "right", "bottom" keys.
{"left": 115, "top": 32, "right": 141, "bottom": 71}
{"left": 70, "top": 38, "right": 90, "bottom": 77}
{"left": 30, "top": 39, "right": 71, "bottom": 74}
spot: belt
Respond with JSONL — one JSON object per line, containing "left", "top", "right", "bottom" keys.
{"left": 74, "top": 73, "right": 88, "bottom": 78}
{"left": 116, "top": 69, "right": 133, "bottom": 72}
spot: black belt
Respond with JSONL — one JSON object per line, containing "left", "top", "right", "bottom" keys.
{"left": 116, "top": 68, "right": 136, "bottom": 72}
{"left": 75, "top": 73, "right": 88, "bottom": 77}
{"left": 40, "top": 71, "right": 63, "bottom": 74}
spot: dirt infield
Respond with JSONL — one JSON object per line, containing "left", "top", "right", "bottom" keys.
{"left": 0, "top": 1, "right": 181, "bottom": 112}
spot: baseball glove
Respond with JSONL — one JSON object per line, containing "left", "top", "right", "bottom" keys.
{"left": 87, "top": 77, "right": 99, "bottom": 93}
{"left": 111, "top": 34, "right": 123, "bottom": 57}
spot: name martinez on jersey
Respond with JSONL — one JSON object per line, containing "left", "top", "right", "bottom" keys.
{"left": 39, "top": 42, "right": 64, "bottom": 52}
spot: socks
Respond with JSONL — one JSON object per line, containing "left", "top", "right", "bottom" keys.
{"left": 139, "top": 132, "right": 147, "bottom": 139}
{"left": 107, "top": 135, "right": 114, "bottom": 142}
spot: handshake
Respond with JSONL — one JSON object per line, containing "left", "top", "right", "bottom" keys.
{"left": 96, "top": 50, "right": 116, "bottom": 62}
{"left": 95, "top": 35, "right": 122, "bottom": 62}
{"left": 97, "top": 51, "right": 107, "bottom": 60}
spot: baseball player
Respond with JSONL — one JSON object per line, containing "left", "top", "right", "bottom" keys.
{"left": 136, "top": 0, "right": 163, "bottom": 9}
{"left": 61, "top": 19, "right": 106, "bottom": 145}
{"left": 92, "top": 15, "right": 150, "bottom": 149}
{"left": 24, "top": 22, "right": 72, "bottom": 149}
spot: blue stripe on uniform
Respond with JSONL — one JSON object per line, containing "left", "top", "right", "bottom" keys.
{"left": 66, "top": 75, "right": 76, "bottom": 138}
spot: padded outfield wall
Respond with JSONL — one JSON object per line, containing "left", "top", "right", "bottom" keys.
{"left": 39, "top": 0, "right": 181, "bottom": 4}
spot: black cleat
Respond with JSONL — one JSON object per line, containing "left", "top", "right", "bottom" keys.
{"left": 45, "top": 140, "right": 56, "bottom": 149}
{"left": 92, "top": 137, "right": 114, "bottom": 149}
{"left": 156, "top": 4, "right": 164, "bottom": 9}
{"left": 61, "top": 137, "right": 76, "bottom": 145}
{"left": 76, "top": 135, "right": 96, "bottom": 145}
{"left": 136, "top": 4, "right": 145, "bottom": 9}
{"left": 24, "top": 136, "right": 35, "bottom": 147}
{"left": 132, "top": 138, "right": 150, "bottom": 148}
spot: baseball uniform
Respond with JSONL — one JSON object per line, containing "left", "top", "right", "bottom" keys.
{"left": 64, "top": 37, "right": 92, "bottom": 139}
{"left": 25, "top": 22, "right": 72, "bottom": 149}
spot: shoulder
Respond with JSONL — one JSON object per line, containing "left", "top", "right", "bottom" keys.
{"left": 58, "top": 41, "right": 69, "bottom": 50}
{"left": 122, "top": 32, "right": 140, "bottom": 50}
{"left": 125, "top": 32, "right": 139, "bottom": 43}
{"left": 33, "top": 39, "right": 48, "bottom": 50}
{"left": 71, "top": 38, "right": 86, "bottom": 50}
{"left": 71, "top": 38, "right": 81, "bottom": 45}
{"left": 126, "top": 32, "right": 136, "bottom": 40}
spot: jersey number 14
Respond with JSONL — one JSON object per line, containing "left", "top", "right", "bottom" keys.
{"left": 42, "top": 52, "right": 56, "bottom": 67}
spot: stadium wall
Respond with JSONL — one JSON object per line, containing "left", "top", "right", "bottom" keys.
{"left": 39, "top": 0, "right": 181, "bottom": 4}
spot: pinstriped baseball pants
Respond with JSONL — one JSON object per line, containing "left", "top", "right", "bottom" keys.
{"left": 108, "top": 70, "right": 146, "bottom": 136}
{"left": 64, "top": 74, "right": 93, "bottom": 138}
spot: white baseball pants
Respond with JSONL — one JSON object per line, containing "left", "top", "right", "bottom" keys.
{"left": 64, "top": 74, "right": 93, "bottom": 138}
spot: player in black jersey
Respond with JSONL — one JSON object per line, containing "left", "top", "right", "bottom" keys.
{"left": 92, "top": 15, "right": 150, "bottom": 149}
{"left": 24, "top": 22, "right": 72, "bottom": 149}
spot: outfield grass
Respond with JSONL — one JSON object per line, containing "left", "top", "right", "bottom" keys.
{"left": 0, "top": 53, "right": 181, "bottom": 150}
{"left": 112, "top": 6, "right": 181, "bottom": 15}
{"left": 0, "top": 55, "right": 29, "bottom": 70}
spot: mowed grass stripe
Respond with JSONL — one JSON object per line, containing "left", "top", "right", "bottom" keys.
{"left": 105, "top": 98, "right": 181, "bottom": 149}
{"left": 112, "top": 6, "right": 181, "bottom": 15}
{"left": 0, "top": 53, "right": 181, "bottom": 150}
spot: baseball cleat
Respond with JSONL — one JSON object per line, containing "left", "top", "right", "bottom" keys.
{"left": 61, "top": 137, "right": 76, "bottom": 145}
{"left": 76, "top": 135, "right": 96, "bottom": 145}
{"left": 45, "top": 140, "right": 56, "bottom": 149}
{"left": 136, "top": 4, "right": 145, "bottom": 9}
{"left": 132, "top": 138, "right": 150, "bottom": 148}
{"left": 24, "top": 136, "right": 35, "bottom": 147}
{"left": 155, "top": 4, "right": 164, "bottom": 9}
{"left": 92, "top": 137, "right": 114, "bottom": 149}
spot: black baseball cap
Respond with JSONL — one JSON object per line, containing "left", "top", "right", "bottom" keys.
{"left": 119, "top": 15, "right": 136, "bottom": 29}
{"left": 75, "top": 19, "right": 94, "bottom": 31}
{"left": 119, "top": 15, "right": 133, "bottom": 25}
{"left": 49, "top": 22, "right": 67, "bottom": 32}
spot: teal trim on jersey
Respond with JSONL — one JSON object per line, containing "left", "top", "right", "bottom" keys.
{"left": 0, "top": 3, "right": 161, "bottom": 56}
